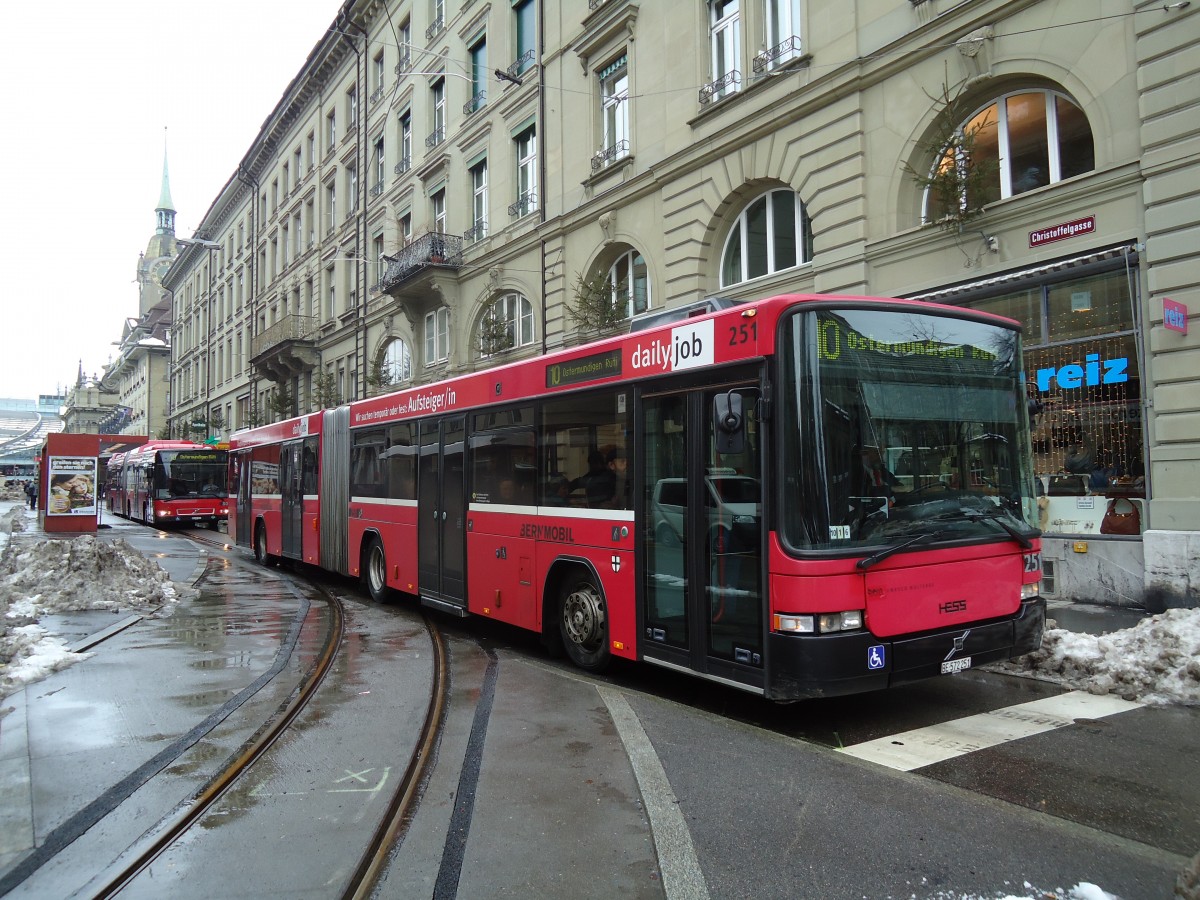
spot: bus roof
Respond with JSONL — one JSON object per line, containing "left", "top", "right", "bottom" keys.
{"left": 233, "top": 293, "right": 1022, "bottom": 444}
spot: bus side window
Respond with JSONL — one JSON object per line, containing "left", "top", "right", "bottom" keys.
{"left": 471, "top": 427, "right": 535, "bottom": 505}
{"left": 385, "top": 423, "right": 416, "bottom": 501}
{"left": 302, "top": 438, "right": 319, "bottom": 495}
{"left": 351, "top": 428, "right": 386, "bottom": 498}
{"left": 541, "top": 390, "right": 633, "bottom": 511}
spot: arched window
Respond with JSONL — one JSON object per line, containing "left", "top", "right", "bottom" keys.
{"left": 925, "top": 89, "right": 1095, "bottom": 221}
{"left": 609, "top": 248, "right": 650, "bottom": 318}
{"left": 720, "top": 189, "right": 812, "bottom": 288}
{"left": 380, "top": 337, "right": 411, "bottom": 384}
{"left": 479, "top": 292, "right": 535, "bottom": 357}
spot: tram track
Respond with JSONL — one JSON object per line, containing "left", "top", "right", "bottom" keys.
{"left": 86, "top": 573, "right": 346, "bottom": 898}
{"left": 111, "top": 525, "right": 453, "bottom": 899}
{"left": 0, "top": 521, "right": 454, "bottom": 898}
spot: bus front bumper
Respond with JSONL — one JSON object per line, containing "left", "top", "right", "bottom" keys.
{"left": 764, "top": 598, "right": 1046, "bottom": 701}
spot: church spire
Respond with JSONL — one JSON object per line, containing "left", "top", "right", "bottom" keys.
{"left": 156, "top": 128, "right": 176, "bottom": 236}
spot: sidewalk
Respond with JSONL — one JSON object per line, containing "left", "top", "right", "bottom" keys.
{"left": 0, "top": 504, "right": 277, "bottom": 892}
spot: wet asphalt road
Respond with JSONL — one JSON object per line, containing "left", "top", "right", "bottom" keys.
{"left": 1, "top": 512, "right": 1196, "bottom": 898}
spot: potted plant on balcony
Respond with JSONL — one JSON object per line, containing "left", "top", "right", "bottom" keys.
{"left": 567, "top": 270, "right": 629, "bottom": 342}
{"left": 366, "top": 356, "right": 396, "bottom": 395}
{"left": 902, "top": 74, "right": 999, "bottom": 234}
{"left": 267, "top": 387, "right": 296, "bottom": 421}
{"left": 478, "top": 304, "right": 515, "bottom": 357}
{"left": 429, "top": 234, "right": 446, "bottom": 264}
{"left": 313, "top": 371, "right": 341, "bottom": 410}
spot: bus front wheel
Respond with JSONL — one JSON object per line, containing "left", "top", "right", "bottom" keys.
{"left": 558, "top": 576, "right": 610, "bottom": 673}
{"left": 364, "top": 538, "right": 390, "bottom": 604}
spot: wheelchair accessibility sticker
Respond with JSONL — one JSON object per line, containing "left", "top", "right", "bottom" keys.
{"left": 867, "top": 645, "right": 886, "bottom": 670}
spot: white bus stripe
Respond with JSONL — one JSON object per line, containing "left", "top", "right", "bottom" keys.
{"left": 838, "top": 691, "right": 1143, "bottom": 771}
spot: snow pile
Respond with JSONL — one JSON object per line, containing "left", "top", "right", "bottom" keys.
{"left": 1, "top": 625, "right": 78, "bottom": 698}
{"left": 1, "top": 534, "right": 191, "bottom": 697}
{"left": 988, "top": 609, "right": 1200, "bottom": 707}
{"left": 1, "top": 509, "right": 26, "bottom": 534}
{"left": 1, "top": 535, "right": 187, "bottom": 614}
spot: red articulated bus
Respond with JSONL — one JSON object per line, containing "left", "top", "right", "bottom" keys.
{"left": 105, "top": 440, "right": 229, "bottom": 529}
{"left": 230, "top": 294, "right": 1045, "bottom": 700}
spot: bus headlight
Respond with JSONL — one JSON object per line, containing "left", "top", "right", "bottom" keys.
{"left": 1021, "top": 582, "right": 1041, "bottom": 600}
{"left": 818, "top": 610, "right": 864, "bottom": 632}
{"left": 773, "top": 610, "right": 863, "bottom": 634}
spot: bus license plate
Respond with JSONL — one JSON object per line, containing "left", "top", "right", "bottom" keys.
{"left": 941, "top": 656, "right": 972, "bottom": 675}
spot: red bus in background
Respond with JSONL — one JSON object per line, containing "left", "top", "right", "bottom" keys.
{"left": 231, "top": 294, "right": 1045, "bottom": 700}
{"left": 105, "top": 440, "right": 229, "bottom": 529}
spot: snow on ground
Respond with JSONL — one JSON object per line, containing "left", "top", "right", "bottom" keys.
{"left": 914, "top": 881, "right": 1118, "bottom": 900}
{"left": 1, "top": 497, "right": 190, "bottom": 698}
{"left": 985, "top": 607, "right": 1200, "bottom": 707}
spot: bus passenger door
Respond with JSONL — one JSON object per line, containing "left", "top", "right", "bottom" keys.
{"left": 234, "top": 451, "right": 251, "bottom": 547}
{"left": 280, "top": 441, "right": 304, "bottom": 559}
{"left": 641, "top": 383, "right": 764, "bottom": 690}
{"left": 417, "top": 415, "right": 467, "bottom": 612}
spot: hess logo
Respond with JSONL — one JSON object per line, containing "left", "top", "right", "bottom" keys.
{"left": 939, "top": 599, "right": 967, "bottom": 614}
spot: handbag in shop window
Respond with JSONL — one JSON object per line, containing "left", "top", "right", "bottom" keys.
{"left": 1100, "top": 498, "right": 1141, "bottom": 535}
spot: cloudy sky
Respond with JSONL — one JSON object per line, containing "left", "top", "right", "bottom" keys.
{"left": 0, "top": 1, "right": 341, "bottom": 401}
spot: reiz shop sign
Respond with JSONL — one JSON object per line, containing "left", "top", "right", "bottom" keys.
{"left": 1035, "top": 354, "right": 1129, "bottom": 391}
{"left": 1163, "top": 298, "right": 1189, "bottom": 335}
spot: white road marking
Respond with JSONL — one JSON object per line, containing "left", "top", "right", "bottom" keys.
{"left": 839, "top": 691, "right": 1143, "bottom": 771}
{"left": 598, "top": 686, "right": 711, "bottom": 900}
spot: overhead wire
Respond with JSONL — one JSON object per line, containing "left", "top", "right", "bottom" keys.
{"left": 316, "top": 6, "right": 1172, "bottom": 106}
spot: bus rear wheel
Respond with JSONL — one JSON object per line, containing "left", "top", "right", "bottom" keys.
{"left": 558, "top": 576, "right": 610, "bottom": 673}
{"left": 364, "top": 538, "right": 390, "bottom": 603}
{"left": 254, "top": 523, "right": 273, "bottom": 567}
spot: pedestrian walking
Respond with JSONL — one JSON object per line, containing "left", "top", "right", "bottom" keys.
{"left": 25, "top": 479, "right": 37, "bottom": 510}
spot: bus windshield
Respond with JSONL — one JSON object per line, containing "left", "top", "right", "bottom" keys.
{"left": 153, "top": 450, "right": 228, "bottom": 499}
{"left": 780, "top": 307, "right": 1039, "bottom": 552}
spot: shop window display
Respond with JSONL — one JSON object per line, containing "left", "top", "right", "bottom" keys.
{"left": 968, "top": 265, "right": 1144, "bottom": 534}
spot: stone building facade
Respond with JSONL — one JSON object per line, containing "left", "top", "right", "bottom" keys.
{"left": 163, "top": 0, "right": 1198, "bottom": 607}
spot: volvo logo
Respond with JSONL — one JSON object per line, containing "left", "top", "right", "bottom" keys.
{"left": 944, "top": 629, "right": 971, "bottom": 661}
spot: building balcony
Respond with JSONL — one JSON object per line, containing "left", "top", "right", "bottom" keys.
{"left": 506, "top": 50, "right": 534, "bottom": 81}
{"left": 378, "top": 232, "right": 463, "bottom": 296}
{"left": 464, "top": 221, "right": 488, "bottom": 245}
{"left": 464, "top": 91, "right": 486, "bottom": 115}
{"left": 591, "top": 140, "right": 629, "bottom": 171}
{"left": 699, "top": 70, "right": 741, "bottom": 106}
{"left": 249, "top": 314, "right": 318, "bottom": 383}
{"left": 508, "top": 191, "right": 538, "bottom": 218}
{"left": 753, "top": 36, "right": 802, "bottom": 73}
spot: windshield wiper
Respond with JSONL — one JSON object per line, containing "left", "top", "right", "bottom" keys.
{"left": 943, "top": 508, "right": 1034, "bottom": 549}
{"left": 856, "top": 530, "right": 944, "bottom": 571}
